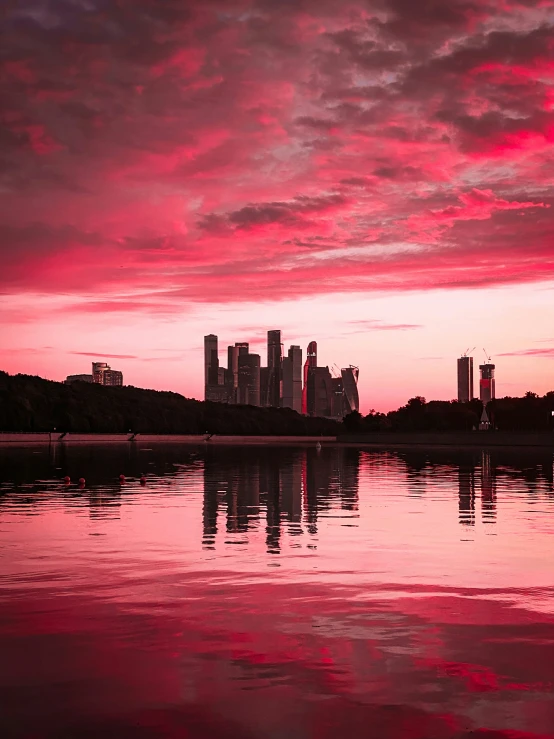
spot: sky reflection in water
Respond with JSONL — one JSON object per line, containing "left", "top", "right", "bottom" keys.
{"left": 1, "top": 443, "right": 554, "bottom": 739}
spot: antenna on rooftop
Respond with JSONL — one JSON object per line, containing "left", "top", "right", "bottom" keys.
{"left": 483, "top": 348, "right": 492, "bottom": 362}
{"left": 462, "top": 346, "right": 475, "bottom": 357}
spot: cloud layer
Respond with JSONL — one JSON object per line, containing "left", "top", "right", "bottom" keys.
{"left": 2, "top": 0, "right": 554, "bottom": 312}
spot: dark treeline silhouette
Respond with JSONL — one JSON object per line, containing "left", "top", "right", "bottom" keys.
{"left": 2, "top": 371, "right": 554, "bottom": 435}
{"left": 0, "top": 371, "right": 339, "bottom": 435}
{"left": 343, "top": 392, "right": 554, "bottom": 434}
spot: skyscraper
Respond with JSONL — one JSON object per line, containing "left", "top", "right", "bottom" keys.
{"left": 226, "top": 345, "right": 239, "bottom": 404}
{"left": 306, "top": 366, "right": 333, "bottom": 417}
{"left": 341, "top": 366, "right": 359, "bottom": 415}
{"left": 331, "top": 375, "right": 344, "bottom": 419}
{"left": 282, "top": 345, "right": 302, "bottom": 412}
{"left": 238, "top": 352, "right": 261, "bottom": 406}
{"left": 204, "top": 334, "right": 229, "bottom": 402}
{"left": 479, "top": 363, "right": 496, "bottom": 405}
{"left": 204, "top": 334, "right": 218, "bottom": 395}
{"left": 457, "top": 356, "right": 474, "bottom": 402}
{"left": 301, "top": 341, "right": 317, "bottom": 415}
{"left": 267, "top": 330, "right": 283, "bottom": 407}
{"left": 260, "top": 367, "right": 269, "bottom": 407}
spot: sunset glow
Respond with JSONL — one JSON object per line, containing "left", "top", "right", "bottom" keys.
{"left": 2, "top": 0, "right": 554, "bottom": 410}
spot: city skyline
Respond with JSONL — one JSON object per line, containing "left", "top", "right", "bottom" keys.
{"left": 9, "top": 335, "right": 554, "bottom": 415}
{"left": 204, "top": 330, "right": 360, "bottom": 419}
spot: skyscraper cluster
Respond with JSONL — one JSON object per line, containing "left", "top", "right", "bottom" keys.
{"left": 457, "top": 352, "right": 495, "bottom": 404}
{"left": 204, "top": 331, "right": 359, "bottom": 420}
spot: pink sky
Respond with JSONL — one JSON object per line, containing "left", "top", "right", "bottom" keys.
{"left": 2, "top": 0, "right": 554, "bottom": 411}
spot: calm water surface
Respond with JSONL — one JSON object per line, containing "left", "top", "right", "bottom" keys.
{"left": 1, "top": 443, "right": 554, "bottom": 738}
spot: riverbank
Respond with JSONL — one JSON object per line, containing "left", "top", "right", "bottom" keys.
{"left": 1, "top": 431, "right": 554, "bottom": 448}
{"left": 0, "top": 433, "right": 337, "bottom": 446}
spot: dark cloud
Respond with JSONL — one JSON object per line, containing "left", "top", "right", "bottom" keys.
{"left": 340, "top": 177, "right": 372, "bottom": 186}
{"left": 200, "top": 195, "right": 350, "bottom": 232}
{"left": 294, "top": 116, "right": 337, "bottom": 131}
{"left": 373, "top": 166, "right": 425, "bottom": 181}
{"left": 375, "top": 0, "right": 487, "bottom": 43}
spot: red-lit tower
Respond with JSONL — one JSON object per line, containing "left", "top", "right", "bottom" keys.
{"left": 479, "top": 363, "right": 495, "bottom": 405}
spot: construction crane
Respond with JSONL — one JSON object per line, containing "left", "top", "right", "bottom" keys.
{"left": 483, "top": 348, "right": 492, "bottom": 362}
{"left": 462, "top": 347, "right": 475, "bottom": 357}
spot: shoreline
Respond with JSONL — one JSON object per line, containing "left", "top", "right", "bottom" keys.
{"left": 1, "top": 431, "right": 554, "bottom": 449}
{"left": 0, "top": 433, "right": 337, "bottom": 446}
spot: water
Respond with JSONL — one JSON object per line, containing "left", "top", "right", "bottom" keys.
{"left": 1, "top": 442, "right": 554, "bottom": 739}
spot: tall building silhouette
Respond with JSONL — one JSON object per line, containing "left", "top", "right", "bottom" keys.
{"left": 204, "top": 334, "right": 218, "bottom": 395}
{"left": 260, "top": 367, "right": 269, "bottom": 407}
{"left": 204, "top": 334, "right": 229, "bottom": 402}
{"left": 301, "top": 341, "right": 317, "bottom": 414}
{"left": 479, "top": 363, "right": 496, "bottom": 404}
{"left": 238, "top": 352, "right": 261, "bottom": 406}
{"left": 457, "top": 356, "right": 474, "bottom": 402}
{"left": 267, "top": 330, "right": 283, "bottom": 407}
{"left": 341, "top": 366, "right": 359, "bottom": 415}
{"left": 307, "top": 366, "right": 333, "bottom": 417}
{"left": 282, "top": 345, "right": 302, "bottom": 412}
{"left": 331, "top": 375, "right": 344, "bottom": 419}
{"left": 226, "top": 345, "right": 239, "bottom": 403}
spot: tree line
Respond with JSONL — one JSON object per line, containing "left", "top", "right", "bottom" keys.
{"left": 1, "top": 372, "right": 554, "bottom": 435}
{"left": 0, "top": 372, "right": 339, "bottom": 435}
{"left": 342, "top": 393, "right": 554, "bottom": 433}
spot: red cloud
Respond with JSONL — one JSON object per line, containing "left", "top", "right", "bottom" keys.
{"left": 1, "top": 0, "right": 554, "bottom": 313}
{"left": 498, "top": 348, "right": 554, "bottom": 358}
{"left": 406, "top": 189, "right": 549, "bottom": 242}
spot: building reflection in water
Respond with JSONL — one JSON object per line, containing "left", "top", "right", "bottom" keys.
{"left": 280, "top": 454, "right": 302, "bottom": 537}
{"left": 263, "top": 453, "right": 282, "bottom": 554}
{"left": 202, "top": 446, "right": 360, "bottom": 553}
{"left": 458, "top": 465, "right": 476, "bottom": 527}
{"left": 480, "top": 451, "right": 497, "bottom": 524}
{"left": 456, "top": 452, "right": 496, "bottom": 528}
{"left": 202, "top": 456, "right": 223, "bottom": 550}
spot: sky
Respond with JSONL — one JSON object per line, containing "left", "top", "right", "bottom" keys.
{"left": 1, "top": 0, "right": 554, "bottom": 412}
